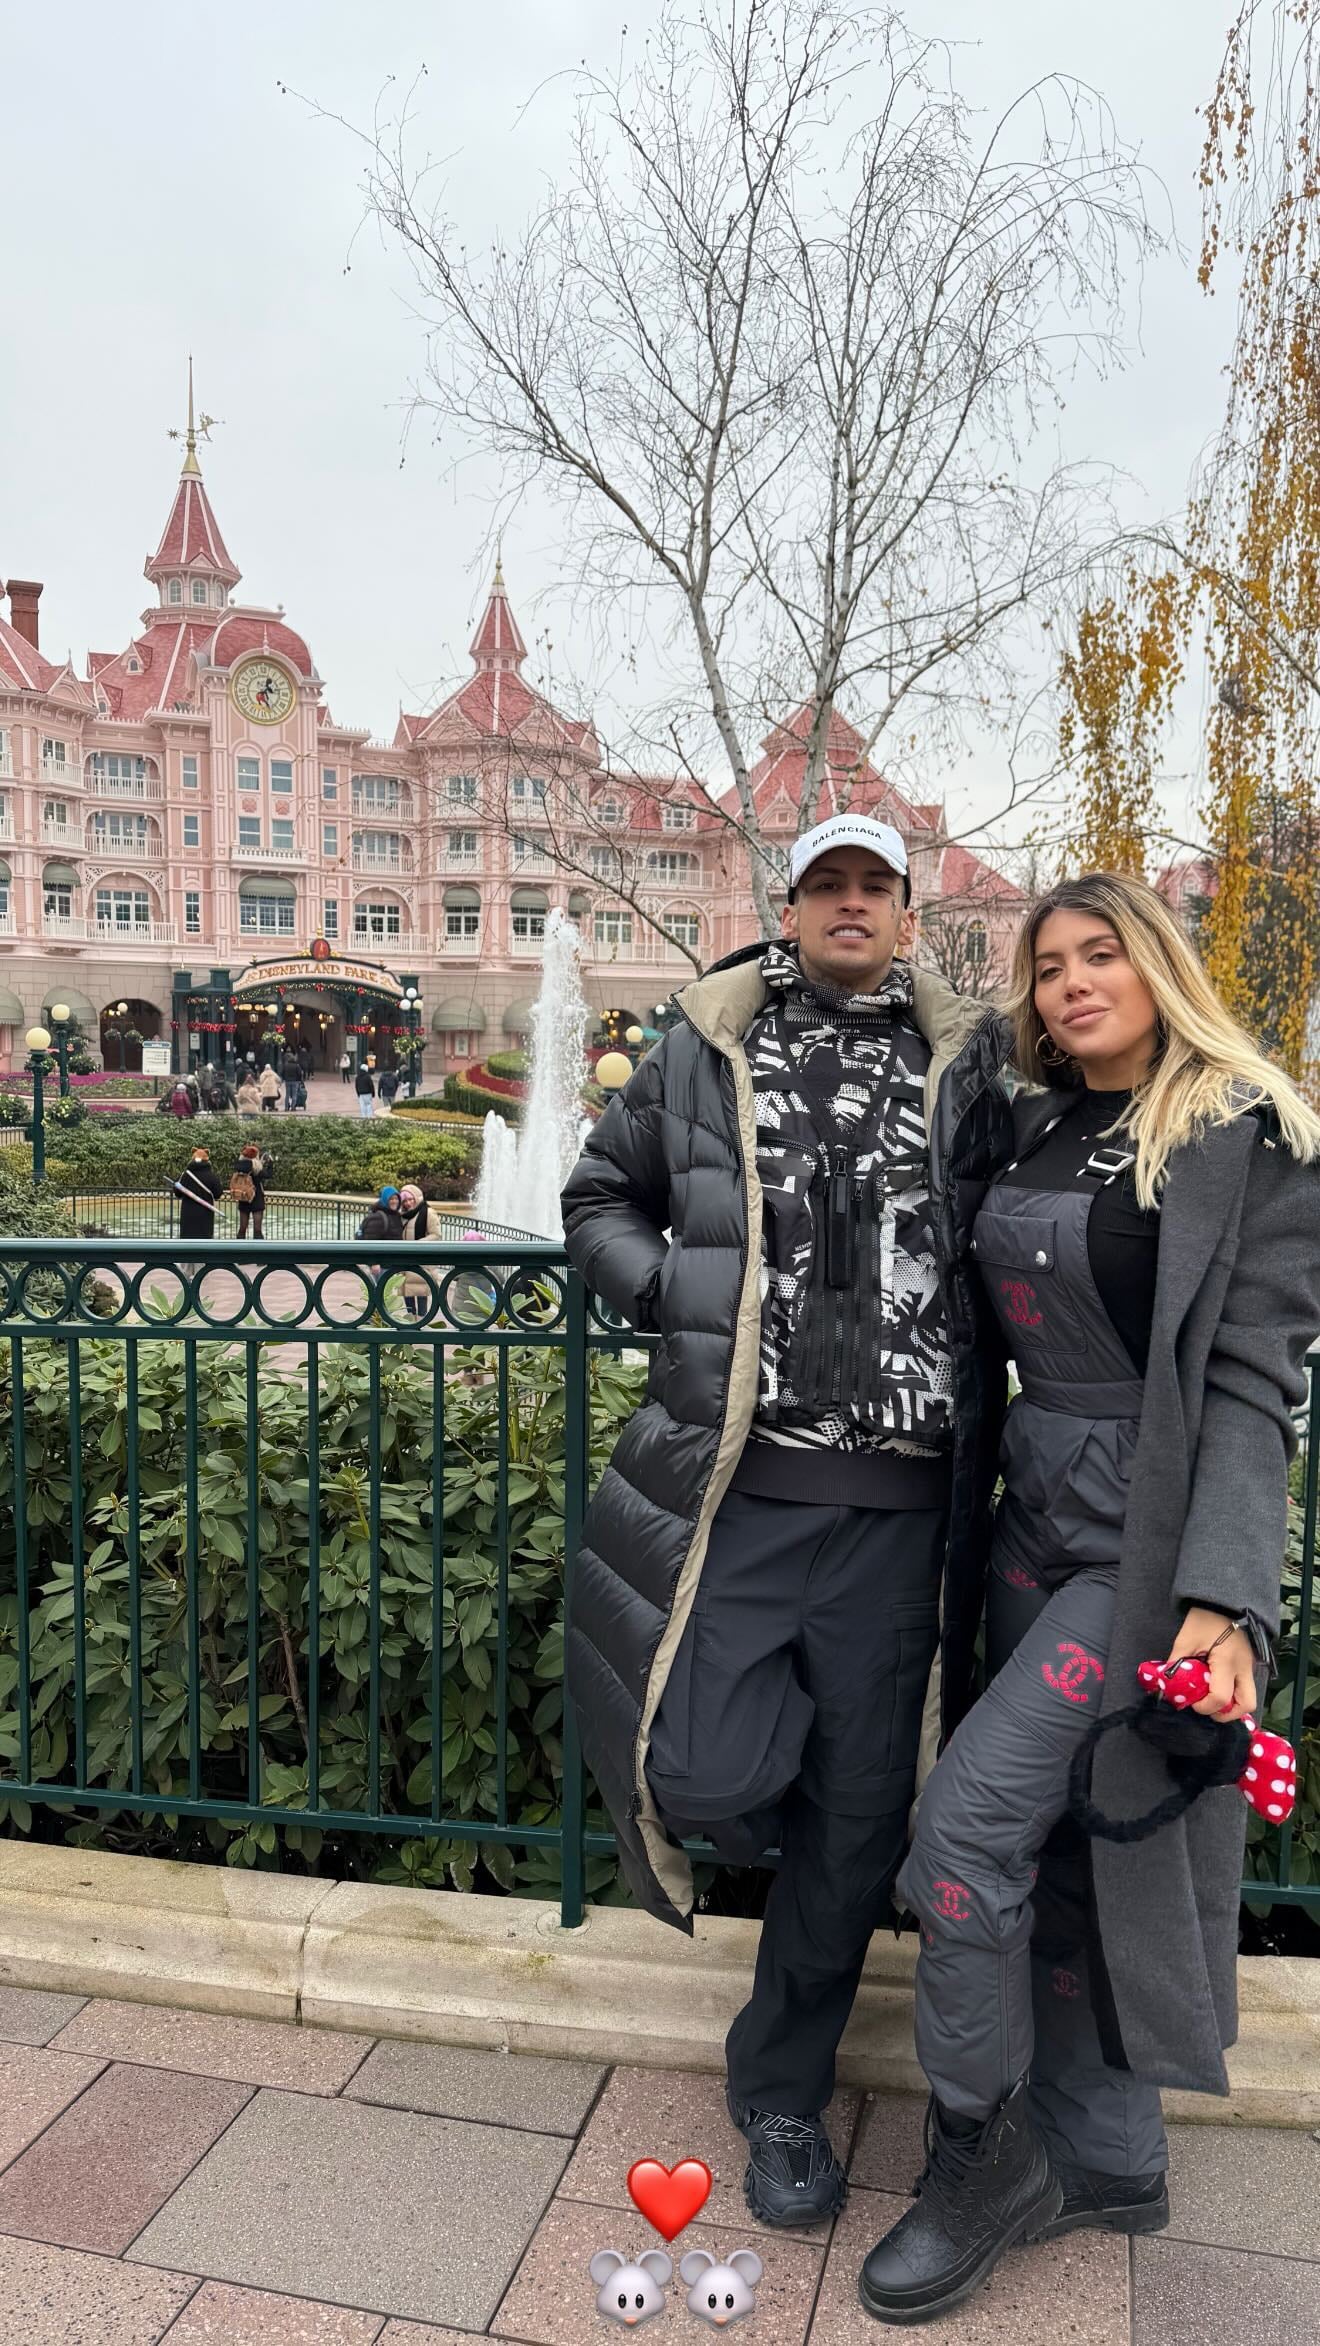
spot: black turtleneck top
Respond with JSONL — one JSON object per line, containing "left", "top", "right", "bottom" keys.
{"left": 996, "top": 1087, "right": 1161, "bottom": 1373}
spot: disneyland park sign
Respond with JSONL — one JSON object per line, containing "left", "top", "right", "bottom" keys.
{"left": 231, "top": 942, "right": 405, "bottom": 1001}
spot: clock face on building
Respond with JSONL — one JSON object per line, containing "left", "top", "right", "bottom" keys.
{"left": 230, "top": 656, "right": 296, "bottom": 726}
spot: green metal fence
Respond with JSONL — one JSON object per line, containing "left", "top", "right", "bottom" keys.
{"left": 0, "top": 1232, "right": 1315, "bottom": 1927}
{"left": 63, "top": 1190, "right": 541, "bottom": 1246}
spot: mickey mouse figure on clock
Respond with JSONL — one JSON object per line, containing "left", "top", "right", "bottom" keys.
{"left": 231, "top": 656, "right": 295, "bottom": 725}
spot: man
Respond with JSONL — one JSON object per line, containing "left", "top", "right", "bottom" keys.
{"left": 378, "top": 1064, "right": 401, "bottom": 1112}
{"left": 355, "top": 1062, "right": 377, "bottom": 1119}
{"left": 560, "top": 813, "right": 1010, "bottom": 2229}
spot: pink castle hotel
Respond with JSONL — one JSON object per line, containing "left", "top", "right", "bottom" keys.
{"left": 0, "top": 390, "right": 1019, "bottom": 1078}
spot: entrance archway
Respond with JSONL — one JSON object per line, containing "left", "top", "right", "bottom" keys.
{"left": 99, "top": 996, "right": 162, "bottom": 1074}
{"left": 229, "top": 943, "right": 411, "bottom": 1077}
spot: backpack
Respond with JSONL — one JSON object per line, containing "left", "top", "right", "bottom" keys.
{"left": 358, "top": 1205, "right": 392, "bottom": 1242}
{"left": 229, "top": 1167, "right": 257, "bottom": 1205}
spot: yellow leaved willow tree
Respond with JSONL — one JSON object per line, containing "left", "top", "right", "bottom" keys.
{"left": 1061, "top": 0, "right": 1320, "bottom": 1078}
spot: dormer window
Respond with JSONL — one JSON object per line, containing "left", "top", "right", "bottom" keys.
{"left": 128, "top": 658, "right": 141, "bottom": 674}
{"left": 192, "top": 579, "right": 208, "bottom": 605}
{"left": 167, "top": 580, "right": 182, "bottom": 606}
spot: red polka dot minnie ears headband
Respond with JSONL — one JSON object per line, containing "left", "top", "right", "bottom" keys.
{"left": 1069, "top": 1653, "right": 1297, "bottom": 1846}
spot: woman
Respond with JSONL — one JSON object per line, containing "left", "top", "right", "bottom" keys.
{"left": 236, "top": 1070, "right": 262, "bottom": 1117}
{"left": 230, "top": 1140, "right": 273, "bottom": 1240}
{"left": 339, "top": 1048, "right": 353, "bottom": 1086}
{"left": 171, "top": 1144, "right": 223, "bottom": 1275}
{"left": 860, "top": 873, "right": 1320, "bottom": 2327}
{"left": 398, "top": 1183, "right": 432, "bottom": 1318}
{"left": 258, "top": 1064, "right": 282, "bottom": 1115}
{"left": 167, "top": 1077, "right": 196, "bottom": 1120}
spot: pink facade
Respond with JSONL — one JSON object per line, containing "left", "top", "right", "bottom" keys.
{"left": 0, "top": 416, "right": 1018, "bottom": 1075}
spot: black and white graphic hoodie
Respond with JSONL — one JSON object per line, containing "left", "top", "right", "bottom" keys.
{"left": 729, "top": 942, "right": 954, "bottom": 1507}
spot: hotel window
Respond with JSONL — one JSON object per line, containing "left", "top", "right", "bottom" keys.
{"left": 647, "top": 851, "right": 699, "bottom": 882}
{"left": 237, "top": 756, "right": 260, "bottom": 793}
{"left": 0, "top": 876, "right": 9, "bottom": 923}
{"left": 270, "top": 759, "right": 293, "bottom": 794}
{"left": 353, "top": 899, "right": 403, "bottom": 942}
{"left": 448, "top": 829, "right": 478, "bottom": 863}
{"left": 444, "top": 889, "right": 481, "bottom": 943}
{"left": 239, "top": 885, "right": 297, "bottom": 935}
{"left": 353, "top": 774, "right": 403, "bottom": 811}
{"left": 322, "top": 768, "right": 338, "bottom": 799}
{"left": 0, "top": 729, "right": 8, "bottom": 773}
{"left": 41, "top": 739, "right": 68, "bottom": 771}
{"left": 511, "top": 892, "right": 548, "bottom": 944}
{"left": 323, "top": 823, "right": 338, "bottom": 859}
{"left": 237, "top": 816, "right": 262, "bottom": 851}
{"left": 271, "top": 819, "right": 295, "bottom": 853}
{"left": 95, "top": 887, "right": 151, "bottom": 932}
{"left": 322, "top": 898, "right": 339, "bottom": 939}
{"left": 182, "top": 755, "right": 198, "bottom": 789}
{"left": 43, "top": 881, "right": 73, "bottom": 920}
{"left": 355, "top": 830, "right": 404, "bottom": 868}
{"left": 90, "top": 811, "right": 150, "bottom": 849}
{"left": 44, "top": 799, "right": 71, "bottom": 828}
{"left": 91, "top": 753, "right": 149, "bottom": 786}
{"left": 446, "top": 773, "right": 478, "bottom": 807}
{"left": 967, "top": 921, "right": 988, "bottom": 967}
{"left": 183, "top": 814, "right": 200, "bottom": 849}
{"left": 597, "top": 798, "right": 623, "bottom": 825}
{"left": 185, "top": 891, "right": 201, "bottom": 935}
{"left": 665, "top": 912, "right": 702, "bottom": 953}
{"left": 191, "top": 578, "right": 208, "bottom": 604}
{"left": 589, "top": 843, "right": 621, "bottom": 877}
{"left": 168, "top": 580, "right": 183, "bottom": 605}
{"left": 662, "top": 802, "right": 695, "bottom": 831}
{"left": 594, "top": 908, "right": 634, "bottom": 948}
{"left": 511, "top": 775, "right": 547, "bottom": 804}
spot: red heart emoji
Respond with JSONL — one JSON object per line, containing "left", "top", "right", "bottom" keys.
{"left": 626, "top": 2156, "right": 713, "bottom": 2241}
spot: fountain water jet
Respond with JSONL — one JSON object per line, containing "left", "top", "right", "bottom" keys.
{"left": 474, "top": 909, "right": 591, "bottom": 1240}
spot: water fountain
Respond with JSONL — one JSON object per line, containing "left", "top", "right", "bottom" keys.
{"left": 474, "top": 909, "right": 592, "bottom": 1241}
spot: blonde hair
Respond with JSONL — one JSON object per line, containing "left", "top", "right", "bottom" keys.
{"left": 1007, "top": 871, "right": 1320, "bottom": 1207}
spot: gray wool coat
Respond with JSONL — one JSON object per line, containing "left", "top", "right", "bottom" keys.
{"left": 1078, "top": 1103, "right": 1320, "bottom": 2092}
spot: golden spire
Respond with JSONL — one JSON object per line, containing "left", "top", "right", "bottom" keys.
{"left": 493, "top": 543, "right": 505, "bottom": 591}
{"left": 167, "top": 357, "right": 221, "bottom": 478}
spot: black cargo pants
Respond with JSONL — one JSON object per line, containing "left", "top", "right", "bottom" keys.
{"left": 644, "top": 1488, "right": 946, "bottom": 2117}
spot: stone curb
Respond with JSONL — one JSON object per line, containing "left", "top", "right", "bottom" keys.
{"left": 0, "top": 1844, "right": 1317, "bottom": 2124}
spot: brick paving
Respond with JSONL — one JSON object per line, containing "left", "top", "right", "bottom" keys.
{"left": 0, "top": 1986, "right": 1311, "bottom": 2343}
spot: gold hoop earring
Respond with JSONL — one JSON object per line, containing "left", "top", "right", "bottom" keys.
{"left": 1035, "top": 1031, "right": 1070, "bottom": 1070}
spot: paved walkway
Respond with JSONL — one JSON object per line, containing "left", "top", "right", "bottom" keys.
{"left": 0, "top": 1983, "right": 1311, "bottom": 2343}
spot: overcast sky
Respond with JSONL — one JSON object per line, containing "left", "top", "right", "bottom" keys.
{"left": 4, "top": 2, "right": 1234, "bottom": 840}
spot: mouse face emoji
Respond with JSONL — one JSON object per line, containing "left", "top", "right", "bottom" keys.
{"left": 589, "top": 2247, "right": 672, "bottom": 2326}
{"left": 679, "top": 2247, "right": 764, "bottom": 2327}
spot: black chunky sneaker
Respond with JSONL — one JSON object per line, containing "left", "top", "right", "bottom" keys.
{"left": 858, "top": 2081, "right": 1061, "bottom": 2325}
{"left": 1029, "top": 2160, "right": 1169, "bottom": 2241}
{"left": 725, "top": 2085, "right": 848, "bottom": 2227}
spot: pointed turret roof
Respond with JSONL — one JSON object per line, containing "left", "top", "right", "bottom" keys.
{"left": 468, "top": 556, "right": 527, "bottom": 671}
{"left": 145, "top": 362, "right": 239, "bottom": 590}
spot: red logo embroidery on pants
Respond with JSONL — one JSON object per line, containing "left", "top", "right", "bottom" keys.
{"left": 1052, "top": 1967, "right": 1081, "bottom": 1999}
{"left": 999, "top": 1276, "right": 1043, "bottom": 1329}
{"left": 1041, "top": 1642, "right": 1105, "bottom": 1704}
{"left": 1003, "top": 1562, "right": 1039, "bottom": 1591}
{"left": 931, "top": 1879, "right": 972, "bottom": 1923}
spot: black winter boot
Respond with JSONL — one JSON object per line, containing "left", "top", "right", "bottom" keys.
{"left": 858, "top": 2081, "right": 1060, "bottom": 2325}
{"left": 1029, "top": 2160, "right": 1168, "bottom": 2241}
{"left": 725, "top": 2085, "right": 848, "bottom": 2227}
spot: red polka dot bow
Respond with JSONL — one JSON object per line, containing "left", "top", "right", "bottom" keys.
{"left": 1137, "top": 1659, "right": 1298, "bottom": 1823}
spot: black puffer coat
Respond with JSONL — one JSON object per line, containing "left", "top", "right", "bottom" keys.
{"left": 561, "top": 946, "right": 1012, "bottom": 1930}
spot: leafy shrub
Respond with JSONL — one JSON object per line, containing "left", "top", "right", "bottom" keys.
{"left": 0, "top": 1095, "right": 28, "bottom": 1128}
{"left": 0, "top": 1334, "right": 647, "bottom": 1899}
{"left": 45, "top": 1115, "right": 480, "bottom": 1201}
{"left": 443, "top": 1075, "right": 523, "bottom": 1125}
{"left": 1243, "top": 1470, "right": 1320, "bottom": 1926}
{"left": 487, "top": 1050, "right": 529, "bottom": 1081}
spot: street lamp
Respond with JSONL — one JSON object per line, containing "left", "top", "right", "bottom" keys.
{"left": 25, "top": 1026, "right": 52, "bottom": 1184}
{"left": 48, "top": 1001, "right": 71, "bottom": 1098}
{"left": 596, "top": 1049, "right": 633, "bottom": 1094}
{"left": 402, "top": 985, "right": 422, "bottom": 1095}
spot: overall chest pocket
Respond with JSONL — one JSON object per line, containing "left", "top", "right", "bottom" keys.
{"left": 971, "top": 1209, "right": 1090, "bottom": 1359}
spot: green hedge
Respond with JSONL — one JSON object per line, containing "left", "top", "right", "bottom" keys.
{"left": 443, "top": 1076, "right": 523, "bottom": 1126}
{"left": 45, "top": 1114, "right": 479, "bottom": 1201}
{"left": 0, "top": 1335, "right": 648, "bottom": 1899}
{"left": 486, "top": 1050, "right": 529, "bottom": 1081}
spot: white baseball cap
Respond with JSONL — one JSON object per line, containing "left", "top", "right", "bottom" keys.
{"left": 788, "top": 813, "right": 909, "bottom": 900}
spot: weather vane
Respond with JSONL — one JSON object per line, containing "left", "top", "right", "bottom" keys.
{"left": 167, "top": 356, "right": 222, "bottom": 476}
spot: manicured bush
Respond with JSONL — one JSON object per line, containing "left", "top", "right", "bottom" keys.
{"left": 443, "top": 1075, "right": 523, "bottom": 1126}
{"left": 0, "top": 1335, "right": 648, "bottom": 1899}
{"left": 45, "top": 1114, "right": 479, "bottom": 1201}
{"left": 487, "top": 1050, "right": 529, "bottom": 1081}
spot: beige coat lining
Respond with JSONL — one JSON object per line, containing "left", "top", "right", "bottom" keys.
{"left": 631, "top": 957, "right": 992, "bottom": 1917}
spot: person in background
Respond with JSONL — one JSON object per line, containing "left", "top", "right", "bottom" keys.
{"left": 358, "top": 1185, "right": 403, "bottom": 1296}
{"left": 297, "top": 1039, "right": 313, "bottom": 1081}
{"left": 398, "top": 1182, "right": 432, "bottom": 1317}
{"left": 258, "top": 1064, "right": 282, "bottom": 1115}
{"left": 167, "top": 1076, "right": 196, "bottom": 1120}
{"left": 339, "top": 1048, "right": 353, "bottom": 1086}
{"left": 230, "top": 1141, "right": 273, "bottom": 1239}
{"left": 280, "top": 1047, "right": 302, "bottom": 1110}
{"left": 236, "top": 1069, "right": 262, "bottom": 1117}
{"left": 355, "top": 1062, "right": 377, "bottom": 1119}
{"left": 172, "top": 1143, "right": 223, "bottom": 1277}
{"left": 378, "top": 1064, "right": 401, "bottom": 1112}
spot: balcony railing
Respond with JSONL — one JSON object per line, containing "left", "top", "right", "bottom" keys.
{"left": 444, "top": 851, "right": 481, "bottom": 873}
{"left": 351, "top": 796, "right": 413, "bottom": 821}
{"left": 93, "top": 918, "right": 177, "bottom": 946}
{"left": 0, "top": 814, "right": 14, "bottom": 843}
{"left": 511, "top": 930, "right": 548, "bottom": 957}
{"left": 86, "top": 770, "right": 165, "bottom": 802}
{"left": 0, "top": 910, "right": 15, "bottom": 936}
{"left": 351, "top": 849, "right": 414, "bottom": 874}
{"left": 230, "top": 843, "right": 306, "bottom": 865}
{"left": 437, "top": 931, "right": 481, "bottom": 955}
{"left": 0, "top": 754, "right": 13, "bottom": 781}
{"left": 350, "top": 929, "right": 410, "bottom": 953}
{"left": 40, "top": 759, "right": 80, "bottom": 790}
{"left": 42, "top": 913, "right": 88, "bottom": 940}
{"left": 41, "top": 823, "right": 84, "bottom": 851}
{"left": 85, "top": 831, "right": 164, "bottom": 860}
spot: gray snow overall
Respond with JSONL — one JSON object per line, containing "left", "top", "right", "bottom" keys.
{"left": 896, "top": 1136, "right": 1169, "bottom": 2178}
